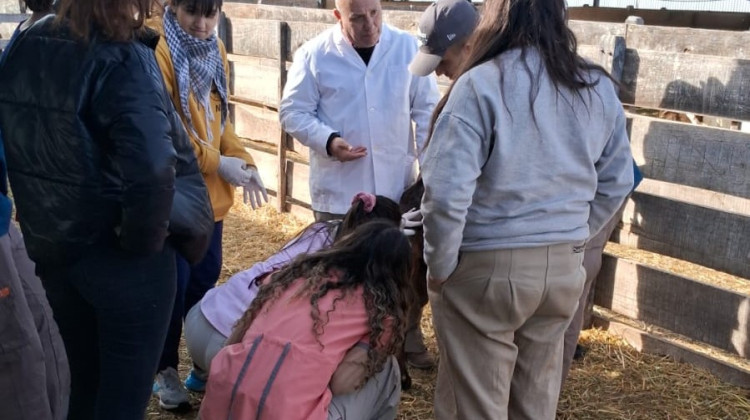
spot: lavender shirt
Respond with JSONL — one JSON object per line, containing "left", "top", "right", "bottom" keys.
{"left": 200, "top": 222, "right": 337, "bottom": 337}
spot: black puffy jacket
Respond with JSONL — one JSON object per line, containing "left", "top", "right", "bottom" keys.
{"left": 0, "top": 17, "right": 213, "bottom": 266}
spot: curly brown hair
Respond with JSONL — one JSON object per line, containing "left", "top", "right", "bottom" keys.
{"left": 228, "top": 221, "right": 413, "bottom": 381}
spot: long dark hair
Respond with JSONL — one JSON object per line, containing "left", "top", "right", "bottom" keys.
{"left": 229, "top": 221, "right": 412, "bottom": 378}
{"left": 338, "top": 194, "right": 401, "bottom": 240}
{"left": 428, "top": 0, "right": 614, "bottom": 140}
{"left": 277, "top": 194, "right": 402, "bottom": 255}
{"left": 24, "top": 0, "right": 53, "bottom": 13}
{"left": 55, "top": 0, "right": 151, "bottom": 42}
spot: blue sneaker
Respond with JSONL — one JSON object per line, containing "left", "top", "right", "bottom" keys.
{"left": 185, "top": 369, "right": 207, "bottom": 393}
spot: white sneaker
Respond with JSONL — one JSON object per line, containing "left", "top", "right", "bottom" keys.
{"left": 154, "top": 367, "right": 190, "bottom": 410}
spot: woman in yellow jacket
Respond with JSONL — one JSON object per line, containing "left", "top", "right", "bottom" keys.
{"left": 149, "top": 0, "right": 268, "bottom": 410}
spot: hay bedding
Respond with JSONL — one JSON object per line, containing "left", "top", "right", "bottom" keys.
{"left": 146, "top": 198, "right": 750, "bottom": 419}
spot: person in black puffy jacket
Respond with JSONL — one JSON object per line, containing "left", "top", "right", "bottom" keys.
{"left": 0, "top": 0, "right": 213, "bottom": 418}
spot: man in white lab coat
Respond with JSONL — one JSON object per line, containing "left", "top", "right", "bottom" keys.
{"left": 280, "top": 0, "right": 440, "bottom": 221}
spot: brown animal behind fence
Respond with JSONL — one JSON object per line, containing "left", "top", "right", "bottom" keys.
{"left": 397, "top": 177, "right": 428, "bottom": 390}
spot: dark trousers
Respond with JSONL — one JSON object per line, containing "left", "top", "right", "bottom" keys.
{"left": 38, "top": 243, "right": 176, "bottom": 420}
{"left": 159, "top": 221, "right": 223, "bottom": 372}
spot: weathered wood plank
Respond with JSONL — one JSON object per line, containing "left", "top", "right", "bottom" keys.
{"left": 250, "top": 0, "right": 321, "bottom": 8}
{"left": 577, "top": 34, "right": 625, "bottom": 81}
{"left": 230, "top": 58, "right": 280, "bottom": 109}
{"left": 223, "top": 3, "right": 750, "bottom": 31}
{"left": 245, "top": 144, "right": 279, "bottom": 200}
{"left": 240, "top": 137, "right": 306, "bottom": 163}
{"left": 380, "top": 10, "right": 422, "bottom": 33}
{"left": 595, "top": 255, "right": 750, "bottom": 358}
{"left": 221, "top": 6, "right": 620, "bottom": 63}
{"left": 0, "top": 13, "right": 25, "bottom": 23}
{"left": 261, "top": 193, "right": 314, "bottom": 222}
{"left": 625, "top": 24, "right": 750, "bottom": 59}
{"left": 240, "top": 140, "right": 312, "bottom": 215}
{"left": 286, "top": 20, "right": 333, "bottom": 60}
{"left": 223, "top": 3, "right": 335, "bottom": 22}
{"left": 636, "top": 179, "right": 750, "bottom": 218}
{"left": 223, "top": 2, "right": 421, "bottom": 29}
{"left": 0, "top": 21, "right": 17, "bottom": 39}
{"left": 242, "top": 142, "right": 312, "bottom": 207}
{"left": 628, "top": 114, "right": 750, "bottom": 199}
{"left": 218, "top": 12, "right": 228, "bottom": 46}
{"left": 567, "top": 7, "right": 750, "bottom": 31}
{"left": 277, "top": 21, "right": 290, "bottom": 211}
{"left": 225, "top": 18, "right": 282, "bottom": 60}
{"left": 615, "top": 192, "right": 750, "bottom": 280}
{"left": 568, "top": 20, "right": 626, "bottom": 46}
{"left": 232, "top": 103, "right": 280, "bottom": 144}
{"left": 592, "top": 308, "right": 750, "bottom": 389}
{"left": 286, "top": 160, "right": 311, "bottom": 206}
{"left": 620, "top": 50, "right": 750, "bottom": 120}
{"left": 232, "top": 102, "right": 310, "bottom": 161}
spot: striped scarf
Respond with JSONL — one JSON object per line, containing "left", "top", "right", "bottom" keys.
{"left": 163, "top": 7, "right": 228, "bottom": 143}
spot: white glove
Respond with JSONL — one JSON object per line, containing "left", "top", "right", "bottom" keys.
{"left": 400, "top": 207, "right": 422, "bottom": 237}
{"left": 241, "top": 167, "right": 269, "bottom": 210}
{"left": 218, "top": 156, "right": 251, "bottom": 186}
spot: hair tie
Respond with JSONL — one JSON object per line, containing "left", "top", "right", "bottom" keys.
{"left": 352, "top": 192, "right": 376, "bottom": 213}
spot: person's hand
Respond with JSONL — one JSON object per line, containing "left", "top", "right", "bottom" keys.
{"left": 218, "top": 156, "right": 251, "bottom": 186}
{"left": 241, "top": 167, "right": 269, "bottom": 210}
{"left": 330, "top": 344, "right": 369, "bottom": 395}
{"left": 427, "top": 268, "right": 447, "bottom": 289}
{"left": 330, "top": 137, "right": 367, "bottom": 162}
{"left": 400, "top": 207, "right": 422, "bottom": 236}
{"left": 428, "top": 275, "right": 446, "bottom": 285}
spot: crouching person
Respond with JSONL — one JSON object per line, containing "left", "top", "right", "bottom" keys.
{"left": 184, "top": 192, "right": 404, "bottom": 389}
{"left": 200, "top": 221, "right": 410, "bottom": 420}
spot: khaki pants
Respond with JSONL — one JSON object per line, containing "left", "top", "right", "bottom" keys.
{"left": 561, "top": 203, "right": 627, "bottom": 384}
{"left": 429, "top": 244, "right": 585, "bottom": 420}
{"left": 0, "top": 224, "right": 69, "bottom": 420}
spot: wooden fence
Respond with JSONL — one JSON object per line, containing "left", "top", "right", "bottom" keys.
{"left": 230, "top": 0, "right": 750, "bottom": 30}
{"left": 218, "top": 3, "right": 750, "bottom": 387}
{"left": 0, "top": 2, "right": 747, "bottom": 388}
{"left": 0, "top": 12, "right": 25, "bottom": 50}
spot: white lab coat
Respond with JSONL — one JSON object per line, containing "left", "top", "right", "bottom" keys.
{"left": 280, "top": 23, "right": 439, "bottom": 214}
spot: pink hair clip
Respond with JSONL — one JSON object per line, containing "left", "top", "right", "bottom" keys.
{"left": 352, "top": 192, "right": 376, "bottom": 213}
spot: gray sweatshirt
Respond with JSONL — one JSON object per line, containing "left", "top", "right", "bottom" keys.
{"left": 421, "top": 48, "right": 634, "bottom": 280}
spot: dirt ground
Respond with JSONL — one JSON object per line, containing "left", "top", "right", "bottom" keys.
{"left": 145, "top": 201, "right": 750, "bottom": 420}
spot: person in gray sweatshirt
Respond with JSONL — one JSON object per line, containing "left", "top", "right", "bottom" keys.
{"left": 420, "top": 0, "right": 634, "bottom": 418}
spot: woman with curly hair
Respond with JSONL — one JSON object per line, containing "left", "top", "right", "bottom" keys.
{"left": 183, "top": 192, "right": 405, "bottom": 390}
{"left": 200, "top": 220, "right": 412, "bottom": 420}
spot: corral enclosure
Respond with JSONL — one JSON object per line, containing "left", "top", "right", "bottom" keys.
{"left": 0, "top": 0, "right": 748, "bottom": 392}
{"left": 211, "top": 1, "right": 750, "bottom": 388}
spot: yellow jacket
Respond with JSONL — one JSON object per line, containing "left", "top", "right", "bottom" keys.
{"left": 150, "top": 17, "right": 255, "bottom": 221}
